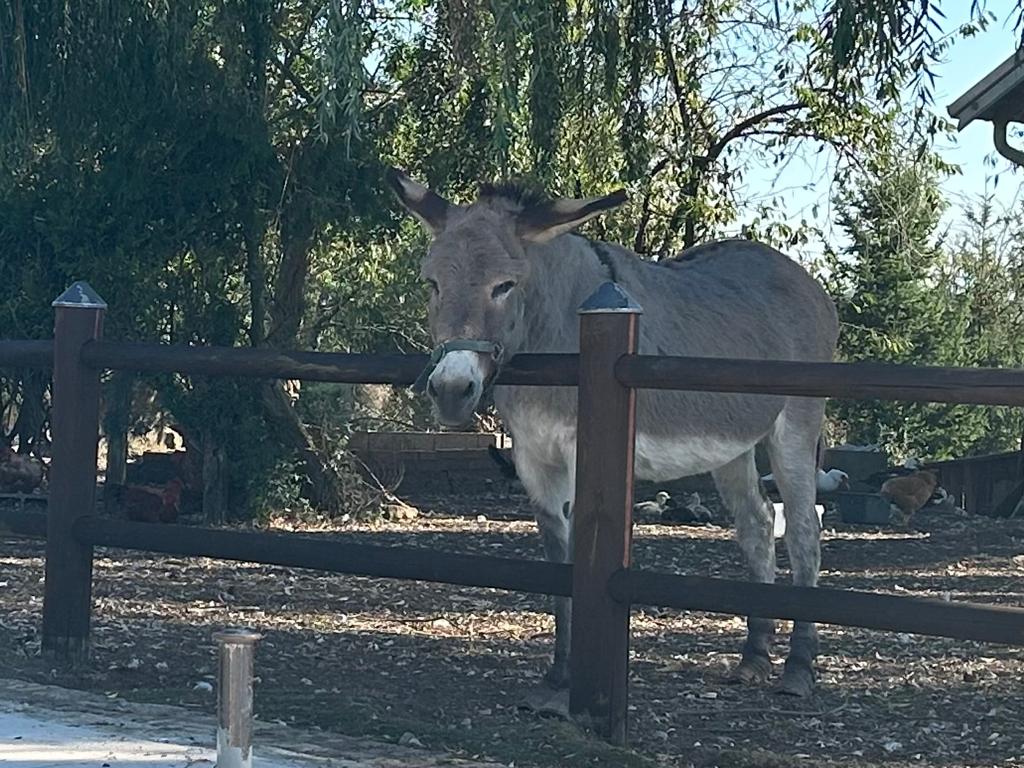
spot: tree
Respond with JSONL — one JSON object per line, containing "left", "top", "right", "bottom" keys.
{"left": 825, "top": 138, "right": 961, "bottom": 459}
{"left": 827, "top": 144, "right": 1024, "bottom": 460}
{"left": 1, "top": 0, "right": 1019, "bottom": 517}
{"left": 937, "top": 196, "right": 1024, "bottom": 455}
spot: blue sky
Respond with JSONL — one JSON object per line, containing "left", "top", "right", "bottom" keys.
{"left": 733, "top": 1, "right": 1022, "bottom": 246}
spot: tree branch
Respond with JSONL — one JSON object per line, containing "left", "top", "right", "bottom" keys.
{"left": 634, "top": 156, "right": 672, "bottom": 253}
{"left": 701, "top": 102, "right": 807, "bottom": 165}
{"left": 269, "top": 56, "right": 316, "bottom": 105}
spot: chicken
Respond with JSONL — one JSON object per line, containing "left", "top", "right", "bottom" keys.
{"left": 880, "top": 469, "right": 940, "bottom": 525}
{"left": 0, "top": 442, "right": 44, "bottom": 493}
{"left": 106, "top": 478, "right": 183, "bottom": 523}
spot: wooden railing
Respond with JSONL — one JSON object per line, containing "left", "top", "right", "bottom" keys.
{"left": 2, "top": 280, "right": 1024, "bottom": 746}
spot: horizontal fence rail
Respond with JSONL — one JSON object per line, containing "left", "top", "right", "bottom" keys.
{"left": 610, "top": 570, "right": 1024, "bottom": 646}
{"left": 9, "top": 337, "right": 1024, "bottom": 408}
{"left": 617, "top": 355, "right": 1024, "bottom": 407}
{"left": 9, "top": 508, "right": 1022, "bottom": 648}
{"left": 0, "top": 508, "right": 48, "bottom": 539}
{"left": 0, "top": 340, "right": 53, "bottom": 369}
{"left": 81, "top": 341, "right": 579, "bottom": 387}
{"left": 73, "top": 516, "right": 573, "bottom": 597}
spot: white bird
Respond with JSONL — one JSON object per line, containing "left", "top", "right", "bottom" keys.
{"left": 772, "top": 503, "right": 826, "bottom": 539}
{"left": 760, "top": 468, "right": 850, "bottom": 495}
{"left": 817, "top": 468, "right": 850, "bottom": 492}
{"left": 633, "top": 491, "right": 671, "bottom": 518}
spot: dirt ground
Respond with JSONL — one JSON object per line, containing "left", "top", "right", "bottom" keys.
{"left": 1, "top": 490, "right": 1023, "bottom": 768}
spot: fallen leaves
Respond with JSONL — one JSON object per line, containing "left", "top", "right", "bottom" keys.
{"left": 2, "top": 492, "right": 1024, "bottom": 768}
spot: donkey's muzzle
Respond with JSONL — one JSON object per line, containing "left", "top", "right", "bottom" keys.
{"left": 414, "top": 338, "right": 503, "bottom": 427}
{"left": 428, "top": 374, "right": 483, "bottom": 427}
{"left": 419, "top": 342, "right": 503, "bottom": 428}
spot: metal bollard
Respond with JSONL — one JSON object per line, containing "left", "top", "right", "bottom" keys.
{"left": 213, "top": 628, "right": 262, "bottom": 768}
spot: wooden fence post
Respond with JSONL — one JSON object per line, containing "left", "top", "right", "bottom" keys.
{"left": 570, "top": 282, "right": 641, "bottom": 744}
{"left": 42, "top": 281, "right": 106, "bottom": 662}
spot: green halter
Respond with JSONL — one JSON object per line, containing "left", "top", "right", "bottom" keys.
{"left": 411, "top": 339, "right": 505, "bottom": 394}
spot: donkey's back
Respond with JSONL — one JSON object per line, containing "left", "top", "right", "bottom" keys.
{"left": 611, "top": 237, "right": 838, "bottom": 364}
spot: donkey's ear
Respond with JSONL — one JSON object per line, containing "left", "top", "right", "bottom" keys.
{"left": 386, "top": 167, "right": 452, "bottom": 235}
{"left": 516, "top": 190, "right": 627, "bottom": 243}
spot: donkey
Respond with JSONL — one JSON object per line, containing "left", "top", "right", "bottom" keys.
{"left": 388, "top": 169, "right": 839, "bottom": 698}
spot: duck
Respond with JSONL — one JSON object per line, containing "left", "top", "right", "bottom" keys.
{"left": 661, "top": 492, "right": 714, "bottom": 525}
{"left": 760, "top": 468, "right": 850, "bottom": 496}
{"left": 633, "top": 491, "right": 671, "bottom": 520}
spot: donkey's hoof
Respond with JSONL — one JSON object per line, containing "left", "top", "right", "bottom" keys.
{"left": 543, "top": 663, "right": 570, "bottom": 690}
{"left": 727, "top": 654, "right": 772, "bottom": 685}
{"left": 776, "top": 663, "right": 815, "bottom": 697}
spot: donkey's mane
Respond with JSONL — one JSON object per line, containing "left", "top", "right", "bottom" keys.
{"left": 478, "top": 180, "right": 550, "bottom": 209}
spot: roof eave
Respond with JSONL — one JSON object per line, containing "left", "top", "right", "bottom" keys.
{"left": 947, "top": 47, "right": 1024, "bottom": 130}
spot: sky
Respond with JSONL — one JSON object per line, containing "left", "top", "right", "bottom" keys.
{"left": 733, "top": 0, "right": 1023, "bottom": 247}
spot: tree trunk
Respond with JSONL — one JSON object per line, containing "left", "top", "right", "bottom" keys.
{"left": 258, "top": 160, "right": 349, "bottom": 515}
{"left": 202, "top": 429, "right": 229, "bottom": 525}
{"left": 260, "top": 380, "right": 344, "bottom": 512}
{"left": 267, "top": 188, "right": 315, "bottom": 347}
{"left": 102, "top": 372, "right": 133, "bottom": 485}
{"left": 12, "top": 369, "right": 47, "bottom": 455}
{"left": 244, "top": 206, "right": 267, "bottom": 347}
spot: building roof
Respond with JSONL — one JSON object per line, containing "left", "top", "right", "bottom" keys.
{"left": 947, "top": 47, "right": 1024, "bottom": 130}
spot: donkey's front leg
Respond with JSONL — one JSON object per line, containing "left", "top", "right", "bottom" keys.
{"left": 512, "top": 444, "right": 577, "bottom": 691}
{"left": 537, "top": 501, "right": 572, "bottom": 688}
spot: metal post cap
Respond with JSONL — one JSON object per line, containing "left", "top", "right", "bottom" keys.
{"left": 213, "top": 628, "right": 262, "bottom": 644}
{"left": 52, "top": 281, "right": 108, "bottom": 309}
{"left": 578, "top": 282, "right": 643, "bottom": 314}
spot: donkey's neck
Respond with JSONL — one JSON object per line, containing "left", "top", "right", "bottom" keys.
{"left": 521, "top": 236, "right": 610, "bottom": 353}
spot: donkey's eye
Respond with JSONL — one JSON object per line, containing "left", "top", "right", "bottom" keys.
{"left": 491, "top": 280, "right": 516, "bottom": 299}
{"left": 425, "top": 278, "right": 439, "bottom": 295}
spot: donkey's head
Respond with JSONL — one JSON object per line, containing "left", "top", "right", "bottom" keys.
{"left": 388, "top": 169, "right": 625, "bottom": 427}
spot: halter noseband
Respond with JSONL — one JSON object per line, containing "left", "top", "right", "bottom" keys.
{"left": 411, "top": 338, "right": 505, "bottom": 395}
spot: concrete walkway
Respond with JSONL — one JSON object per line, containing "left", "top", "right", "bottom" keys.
{"left": 1, "top": 707, "right": 218, "bottom": 768}
{"left": 0, "top": 678, "right": 502, "bottom": 768}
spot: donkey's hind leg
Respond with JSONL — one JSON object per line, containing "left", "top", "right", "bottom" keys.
{"left": 765, "top": 398, "right": 826, "bottom": 697}
{"left": 713, "top": 449, "right": 777, "bottom": 685}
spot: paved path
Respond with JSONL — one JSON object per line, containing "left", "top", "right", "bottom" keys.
{"left": 0, "top": 678, "right": 502, "bottom": 768}
{"left": 1, "top": 707, "right": 219, "bottom": 768}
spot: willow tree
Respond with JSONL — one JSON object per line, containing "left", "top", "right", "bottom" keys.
{"left": 1, "top": 0, "right": 1018, "bottom": 516}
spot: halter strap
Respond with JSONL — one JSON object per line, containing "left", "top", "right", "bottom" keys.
{"left": 411, "top": 338, "right": 504, "bottom": 394}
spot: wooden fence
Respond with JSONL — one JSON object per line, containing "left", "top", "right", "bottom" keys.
{"left": 3, "top": 280, "right": 1024, "bottom": 746}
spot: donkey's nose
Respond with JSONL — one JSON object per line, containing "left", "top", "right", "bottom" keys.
{"left": 427, "top": 374, "right": 481, "bottom": 426}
